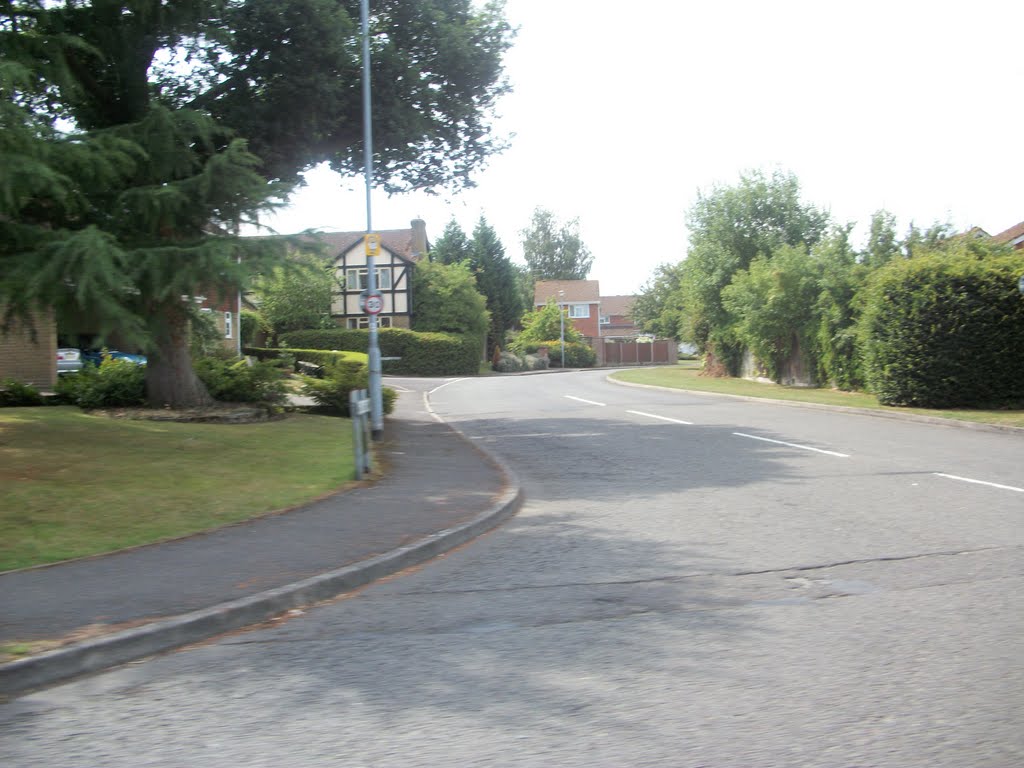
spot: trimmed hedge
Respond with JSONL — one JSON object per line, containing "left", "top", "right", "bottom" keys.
{"left": 279, "top": 327, "right": 480, "bottom": 376}
{"left": 859, "top": 252, "right": 1024, "bottom": 407}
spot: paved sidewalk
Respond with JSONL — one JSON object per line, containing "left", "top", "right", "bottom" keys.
{"left": 0, "top": 387, "right": 521, "bottom": 695}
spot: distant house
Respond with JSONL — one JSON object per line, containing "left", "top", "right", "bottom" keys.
{"left": 533, "top": 279, "right": 601, "bottom": 338}
{"left": 992, "top": 221, "right": 1024, "bottom": 250}
{"left": 322, "top": 219, "right": 429, "bottom": 329}
{"left": 598, "top": 295, "right": 642, "bottom": 338}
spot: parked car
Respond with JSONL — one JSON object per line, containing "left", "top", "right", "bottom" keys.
{"left": 57, "top": 348, "right": 83, "bottom": 375}
{"left": 81, "top": 349, "right": 148, "bottom": 367}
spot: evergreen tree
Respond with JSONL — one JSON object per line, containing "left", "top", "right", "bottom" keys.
{"left": 410, "top": 260, "right": 489, "bottom": 343}
{"left": 0, "top": 1, "right": 513, "bottom": 407}
{"left": 469, "top": 216, "right": 522, "bottom": 355}
{"left": 429, "top": 219, "right": 473, "bottom": 265}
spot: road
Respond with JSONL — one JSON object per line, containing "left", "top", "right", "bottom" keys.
{"left": 3, "top": 371, "right": 1022, "bottom": 767}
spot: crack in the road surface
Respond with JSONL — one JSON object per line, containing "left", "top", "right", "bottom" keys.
{"left": 381, "top": 545, "right": 1018, "bottom": 597}
{"left": 733, "top": 545, "right": 1015, "bottom": 576}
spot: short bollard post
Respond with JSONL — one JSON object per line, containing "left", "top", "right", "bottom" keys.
{"left": 350, "top": 389, "right": 373, "bottom": 479}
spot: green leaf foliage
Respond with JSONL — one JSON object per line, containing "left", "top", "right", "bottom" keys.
{"left": 192, "top": 358, "right": 288, "bottom": 406}
{"left": 280, "top": 327, "right": 480, "bottom": 377}
{"left": 722, "top": 244, "right": 822, "bottom": 382}
{"left": 678, "top": 169, "right": 830, "bottom": 371}
{"left": 55, "top": 356, "right": 147, "bottom": 409}
{"left": 512, "top": 299, "right": 583, "bottom": 353}
{"left": 251, "top": 250, "right": 337, "bottom": 344}
{"left": 300, "top": 358, "right": 397, "bottom": 417}
{"left": 520, "top": 207, "right": 593, "bottom": 280}
{"left": 411, "top": 259, "right": 489, "bottom": 341}
{"left": 859, "top": 247, "right": 1024, "bottom": 407}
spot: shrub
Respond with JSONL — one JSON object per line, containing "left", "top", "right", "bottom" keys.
{"left": 493, "top": 351, "right": 527, "bottom": 373}
{"left": 281, "top": 327, "right": 479, "bottom": 376}
{"left": 193, "top": 357, "right": 288, "bottom": 405}
{"left": 56, "top": 355, "right": 146, "bottom": 408}
{"left": 301, "top": 358, "right": 397, "bottom": 416}
{"left": 492, "top": 351, "right": 549, "bottom": 373}
{"left": 859, "top": 251, "right": 1024, "bottom": 407}
{"left": 0, "top": 378, "right": 44, "bottom": 407}
{"left": 516, "top": 340, "right": 595, "bottom": 368}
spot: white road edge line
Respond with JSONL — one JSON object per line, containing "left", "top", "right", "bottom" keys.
{"left": 423, "top": 379, "right": 466, "bottom": 424}
{"left": 564, "top": 395, "right": 606, "bottom": 406}
{"left": 733, "top": 432, "right": 850, "bottom": 458}
{"left": 933, "top": 473, "right": 1024, "bottom": 493}
{"left": 627, "top": 410, "right": 693, "bottom": 426}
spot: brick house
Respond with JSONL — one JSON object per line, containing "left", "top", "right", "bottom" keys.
{"left": 992, "top": 221, "right": 1024, "bottom": 250}
{"left": 0, "top": 307, "right": 58, "bottom": 389}
{"left": 533, "top": 279, "right": 601, "bottom": 338}
{"left": 598, "top": 294, "right": 642, "bottom": 338}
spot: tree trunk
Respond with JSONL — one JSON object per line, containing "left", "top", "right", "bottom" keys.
{"left": 145, "top": 303, "right": 214, "bottom": 409}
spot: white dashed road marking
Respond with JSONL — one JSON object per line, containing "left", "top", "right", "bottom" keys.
{"left": 933, "top": 473, "right": 1024, "bottom": 494}
{"left": 732, "top": 432, "right": 850, "bottom": 458}
{"left": 564, "top": 395, "right": 606, "bottom": 406}
{"left": 626, "top": 410, "right": 694, "bottom": 426}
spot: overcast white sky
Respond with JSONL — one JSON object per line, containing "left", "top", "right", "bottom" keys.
{"left": 258, "top": 0, "right": 1023, "bottom": 295}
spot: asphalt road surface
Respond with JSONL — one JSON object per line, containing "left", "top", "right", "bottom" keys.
{"left": 3, "top": 371, "right": 1022, "bottom": 767}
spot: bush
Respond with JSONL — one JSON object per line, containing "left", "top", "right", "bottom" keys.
{"left": 193, "top": 357, "right": 288, "bottom": 405}
{"left": 301, "top": 358, "right": 397, "bottom": 416}
{"left": 56, "top": 356, "right": 146, "bottom": 408}
{"left": 0, "top": 378, "right": 44, "bottom": 407}
{"left": 859, "top": 251, "right": 1024, "bottom": 407}
{"left": 492, "top": 351, "right": 549, "bottom": 373}
{"left": 281, "top": 327, "right": 479, "bottom": 376}
{"left": 516, "top": 340, "right": 596, "bottom": 368}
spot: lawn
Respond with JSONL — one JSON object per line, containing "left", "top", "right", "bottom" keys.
{"left": 0, "top": 407, "right": 357, "bottom": 571}
{"left": 610, "top": 362, "right": 1024, "bottom": 429}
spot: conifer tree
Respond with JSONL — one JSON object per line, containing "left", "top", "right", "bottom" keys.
{"left": 469, "top": 216, "right": 522, "bottom": 355}
{"left": 0, "top": 1, "right": 513, "bottom": 407}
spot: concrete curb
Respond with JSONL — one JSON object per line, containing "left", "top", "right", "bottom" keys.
{"left": 606, "top": 375, "right": 1024, "bottom": 436}
{"left": 0, "top": 412, "right": 523, "bottom": 698}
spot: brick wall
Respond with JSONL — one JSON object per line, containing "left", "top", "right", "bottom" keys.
{"left": 0, "top": 306, "right": 57, "bottom": 389}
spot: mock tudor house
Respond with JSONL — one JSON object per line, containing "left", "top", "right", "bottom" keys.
{"left": 322, "top": 219, "right": 429, "bottom": 329}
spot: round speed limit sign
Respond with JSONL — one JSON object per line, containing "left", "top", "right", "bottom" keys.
{"left": 363, "top": 293, "right": 384, "bottom": 315}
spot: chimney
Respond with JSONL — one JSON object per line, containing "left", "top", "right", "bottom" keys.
{"left": 410, "top": 218, "right": 427, "bottom": 259}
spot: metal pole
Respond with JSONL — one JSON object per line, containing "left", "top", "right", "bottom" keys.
{"left": 559, "top": 291, "right": 565, "bottom": 368}
{"left": 361, "top": 0, "right": 383, "bottom": 439}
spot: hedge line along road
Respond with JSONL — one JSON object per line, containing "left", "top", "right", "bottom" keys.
{"left": 3, "top": 370, "right": 1021, "bottom": 767}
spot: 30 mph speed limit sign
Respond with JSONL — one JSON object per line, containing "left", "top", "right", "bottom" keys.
{"left": 360, "top": 291, "right": 384, "bottom": 315}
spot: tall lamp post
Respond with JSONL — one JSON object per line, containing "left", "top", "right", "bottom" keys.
{"left": 361, "top": 0, "right": 383, "bottom": 439}
{"left": 558, "top": 289, "right": 565, "bottom": 369}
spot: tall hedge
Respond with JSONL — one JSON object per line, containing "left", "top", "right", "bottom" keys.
{"left": 859, "top": 252, "right": 1024, "bottom": 407}
{"left": 280, "top": 327, "right": 479, "bottom": 376}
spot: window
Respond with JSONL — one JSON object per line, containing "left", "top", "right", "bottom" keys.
{"left": 224, "top": 311, "right": 233, "bottom": 339}
{"left": 599, "top": 314, "right": 610, "bottom": 325}
{"left": 568, "top": 304, "right": 590, "bottom": 319}
{"left": 346, "top": 316, "right": 392, "bottom": 329}
{"left": 345, "top": 268, "right": 392, "bottom": 291}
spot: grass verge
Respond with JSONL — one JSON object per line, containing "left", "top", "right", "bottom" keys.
{"left": 610, "top": 362, "right": 1024, "bottom": 429}
{"left": 0, "top": 407, "right": 357, "bottom": 571}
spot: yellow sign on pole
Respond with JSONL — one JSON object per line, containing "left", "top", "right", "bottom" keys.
{"left": 364, "top": 233, "right": 381, "bottom": 257}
